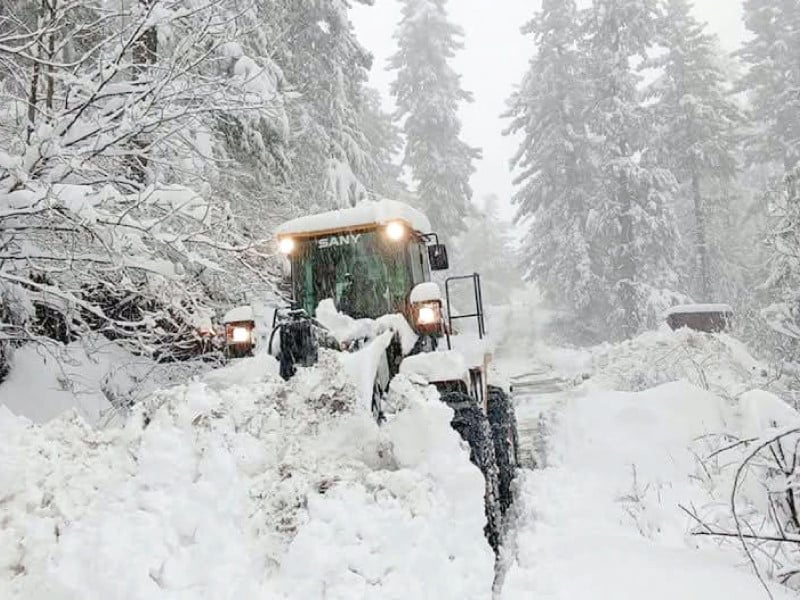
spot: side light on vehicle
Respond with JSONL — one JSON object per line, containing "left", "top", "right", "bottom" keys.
{"left": 278, "top": 237, "right": 296, "bottom": 255}
{"left": 230, "top": 326, "right": 252, "bottom": 344}
{"left": 413, "top": 301, "right": 443, "bottom": 335}
{"left": 385, "top": 221, "right": 406, "bottom": 242}
{"left": 417, "top": 304, "right": 438, "bottom": 325}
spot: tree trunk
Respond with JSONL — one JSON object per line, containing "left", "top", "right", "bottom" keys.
{"left": 785, "top": 154, "right": 799, "bottom": 202}
{"left": 128, "top": 0, "right": 158, "bottom": 187}
{"left": 45, "top": 0, "right": 56, "bottom": 111}
{"left": 617, "top": 170, "right": 639, "bottom": 339}
{"left": 26, "top": 54, "right": 41, "bottom": 144}
{"left": 692, "top": 169, "right": 710, "bottom": 301}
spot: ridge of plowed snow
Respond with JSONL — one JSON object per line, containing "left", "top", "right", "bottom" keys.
{"left": 591, "top": 328, "right": 771, "bottom": 396}
{"left": 0, "top": 352, "right": 494, "bottom": 599}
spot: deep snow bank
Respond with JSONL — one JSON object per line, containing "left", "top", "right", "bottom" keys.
{"left": 591, "top": 327, "right": 773, "bottom": 397}
{"left": 0, "top": 337, "right": 206, "bottom": 426}
{"left": 0, "top": 351, "right": 493, "bottom": 599}
{"left": 501, "top": 380, "right": 796, "bottom": 599}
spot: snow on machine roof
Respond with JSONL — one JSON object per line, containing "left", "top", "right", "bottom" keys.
{"left": 276, "top": 199, "right": 432, "bottom": 239}
{"left": 223, "top": 305, "right": 254, "bottom": 324}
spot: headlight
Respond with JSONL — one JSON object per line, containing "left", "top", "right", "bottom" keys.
{"left": 230, "top": 326, "right": 252, "bottom": 344}
{"left": 278, "top": 237, "right": 296, "bottom": 255}
{"left": 417, "top": 304, "right": 438, "bottom": 325}
{"left": 385, "top": 221, "right": 406, "bottom": 242}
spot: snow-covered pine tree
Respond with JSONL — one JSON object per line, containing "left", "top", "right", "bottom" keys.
{"left": 738, "top": 0, "right": 800, "bottom": 375}
{"left": 265, "top": 0, "right": 378, "bottom": 211}
{"left": 360, "top": 87, "right": 406, "bottom": 201}
{"left": 738, "top": 0, "right": 800, "bottom": 175}
{"left": 644, "top": 0, "right": 743, "bottom": 301}
{"left": 504, "top": 0, "right": 602, "bottom": 330}
{"left": 582, "top": 0, "right": 681, "bottom": 338}
{"left": 389, "top": 0, "right": 480, "bottom": 236}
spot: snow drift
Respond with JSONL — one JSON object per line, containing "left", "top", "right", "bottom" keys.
{"left": 590, "top": 327, "right": 773, "bottom": 397}
{"left": 0, "top": 351, "right": 494, "bottom": 599}
{"left": 501, "top": 379, "right": 797, "bottom": 600}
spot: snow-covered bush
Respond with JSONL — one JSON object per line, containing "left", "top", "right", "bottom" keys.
{"left": 0, "top": 0, "right": 291, "bottom": 362}
{"left": 688, "top": 391, "right": 800, "bottom": 591}
{"left": 591, "top": 328, "right": 777, "bottom": 398}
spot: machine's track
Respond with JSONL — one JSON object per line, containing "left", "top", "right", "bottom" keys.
{"left": 510, "top": 366, "right": 574, "bottom": 470}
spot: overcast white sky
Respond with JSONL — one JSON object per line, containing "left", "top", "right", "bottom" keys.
{"left": 351, "top": 0, "right": 747, "bottom": 221}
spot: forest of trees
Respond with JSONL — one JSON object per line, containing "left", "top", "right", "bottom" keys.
{"left": 0, "top": 0, "right": 401, "bottom": 366}
{"left": 1, "top": 0, "right": 799, "bottom": 380}
{"left": 506, "top": 0, "right": 800, "bottom": 365}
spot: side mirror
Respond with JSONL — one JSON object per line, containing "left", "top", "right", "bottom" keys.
{"left": 428, "top": 244, "right": 449, "bottom": 271}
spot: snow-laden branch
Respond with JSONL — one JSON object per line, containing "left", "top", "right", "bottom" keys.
{"left": 0, "top": 0, "right": 289, "bottom": 361}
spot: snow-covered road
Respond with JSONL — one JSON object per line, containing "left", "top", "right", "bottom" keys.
{"left": 495, "top": 319, "right": 797, "bottom": 600}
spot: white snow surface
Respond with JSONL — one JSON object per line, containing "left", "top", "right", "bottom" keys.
{"left": 740, "top": 388, "right": 800, "bottom": 436}
{"left": 315, "top": 299, "right": 418, "bottom": 355}
{"left": 410, "top": 281, "right": 442, "bottom": 303}
{"left": 0, "top": 338, "right": 162, "bottom": 426}
{"left": 450, "top": 334, "right": 493, "bottom": 369}
{"left": 222, "top": 304, "right": 255, "bottom": 324}
{"left": 0, "top": 352, "right": 494, "bottom": 599}
{"left": 339, "top": 330, "right": 396, "bottom": 407}
{"left": 590, "top": 327, "right": 770, "bottom": 396}
{"left": 492, "top": 307, "right": 800, "bottom": 599}
{"left": 276, "top": 198, "right": 431, "bottom": 237}
{"left": 501, "top": 379, "right": 796, "bottom": 600}
{"left": 400, "top": 350, "right": 469, "bottom": 386}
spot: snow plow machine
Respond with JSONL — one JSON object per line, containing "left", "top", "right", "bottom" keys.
{"left": 223, "top": 199, "right": 519, "bottom": 551}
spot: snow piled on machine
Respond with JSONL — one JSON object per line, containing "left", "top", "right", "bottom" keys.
{"left": 0, "top": 352, "right": 494, "bottom": 599}
{"left": 315, "top": 299, "right": 418, "bottom": 355}
{"left": 276, "top": 198, "right": 431, "bottom": 237}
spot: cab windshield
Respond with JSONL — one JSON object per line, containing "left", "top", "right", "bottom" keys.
{"left": 292, "top": 230, "right": 425, "bottom": 319}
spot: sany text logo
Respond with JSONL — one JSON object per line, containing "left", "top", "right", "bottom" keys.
{"left": 317, "top": 234, "right": 362, "bottom": 249}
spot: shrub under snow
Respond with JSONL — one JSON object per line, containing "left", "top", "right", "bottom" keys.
{"left": 590, "top": 327, "right": 777, "bottom": 398}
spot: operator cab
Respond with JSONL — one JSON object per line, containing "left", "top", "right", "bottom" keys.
{"left": 276, "top": 199, "right": 449, "bottom": 323}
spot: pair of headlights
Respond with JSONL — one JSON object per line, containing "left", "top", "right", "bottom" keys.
{"left": 277, "top": 221, "right": 408, "bottom": 255}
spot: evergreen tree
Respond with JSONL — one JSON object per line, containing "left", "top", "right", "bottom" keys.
{"left": 583, "top": 0, "right": 681, "bottom": 338}
{"left": 504, "top": 0, "right": 601, "bottom": 326}
{"left": 262, "top": 0, "right": 378, "bottom": 211}
{"left": 645, "top": 0, "right": 742, "bottom": 301}
{"left": 739, "top": 0, "right": 800, "bottom": 373}
{"left": 359, "top": 88, "right": 406, "bottom": 201}
{"left": 738, "top": 0, "right": 800, "bottom": 173}
{"left": 389, "top": 0, "right": 480, "bottom": 236}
